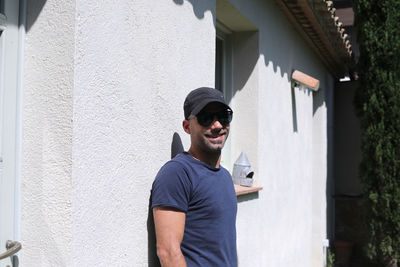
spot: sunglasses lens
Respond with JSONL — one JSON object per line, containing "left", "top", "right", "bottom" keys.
{"left": 218, "top": 111, "right": 232, "bottom": 125}
{"left": 197, "top": 110, "right": 232, "bottom": 127}
{"left": 197, "top": 113, "right": 214, "bottom": 127}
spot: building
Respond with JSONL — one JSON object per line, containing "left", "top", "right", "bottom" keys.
{"left": 0, "top": 0, "right": 354, "bottom": 266}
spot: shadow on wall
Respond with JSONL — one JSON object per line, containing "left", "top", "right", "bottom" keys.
{"left": 237, "top": 192, "right": 259, "bottom": 203}
{"left": 173, "top": 0, "right": 216, "bottom": 27}
{"left": 171, "top": 0, "right": 290, "bottom": 82}
{"left": 291, "top": 85, "right": 298, "bottom": 132}
{"left": 148, "top": 132, "right": 184, "bottom": 266}
{"left": 228, "top": 31, "right": 258, "bottom": 105}
{"left": 171, "top": 132, "right": 185, "bottom": 159}
{"left": 172, "top": 0, "right": 326, "bottom": 114}
{"left": 25, "top": 0, "right": 46, "bottom": 32}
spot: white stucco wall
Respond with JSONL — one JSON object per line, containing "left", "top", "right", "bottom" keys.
{"left": 22, "top": 0, "right": 74, "bottom": 265}
{"left": 72, "top": 0, "right": 215, "bottom": 266}
{"left": 20, "top": 0, "right": 334, "bottom": 266}
{"left": 223, "top": 0, "right": 332, "bottom": 266}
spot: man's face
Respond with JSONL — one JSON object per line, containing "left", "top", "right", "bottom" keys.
{"left": 185, "top": 102, "right": 231, "bottom": 154}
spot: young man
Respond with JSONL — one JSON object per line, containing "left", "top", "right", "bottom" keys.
{"left": 151, "top": 87, "right": 237, "bottom": 267}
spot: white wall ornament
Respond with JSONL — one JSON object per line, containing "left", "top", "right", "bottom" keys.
{"left": 232, "top": 152, "right": 254, "bottom": 187}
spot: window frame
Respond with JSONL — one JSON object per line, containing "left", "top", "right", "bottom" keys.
{"left": 0, "top": 0, "right": 22, "bottom": 256}
{"left": 216, "top": 21, "right": 234, "bottom": 171}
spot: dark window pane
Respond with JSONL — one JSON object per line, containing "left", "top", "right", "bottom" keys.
{"left": 215, "top": 38, "right": 224, "bottom": 92}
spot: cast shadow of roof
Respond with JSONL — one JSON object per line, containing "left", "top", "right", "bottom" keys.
{"left": 173, "top": 0, "right": 216, "bottom": 25}
{"left": 172, "top": 0, "right": 326, "bottom": 117}
{"left": 24, "top": 0, "right": 46, "bottom": 32}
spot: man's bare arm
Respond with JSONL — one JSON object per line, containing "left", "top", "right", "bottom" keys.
{"left": 153, "top": 206, "right": 187, "bottom": 267}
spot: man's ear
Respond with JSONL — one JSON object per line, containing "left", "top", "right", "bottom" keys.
{"left": 182, "top": 120, "right": 191, "bottom": 134}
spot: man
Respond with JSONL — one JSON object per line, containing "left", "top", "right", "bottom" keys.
{"left": 151, "top": 87, "right": 237, "bottom": 267}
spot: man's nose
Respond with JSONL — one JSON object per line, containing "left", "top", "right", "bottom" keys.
{"left": 210, "top": 117, "right": 223, "bottom": 129}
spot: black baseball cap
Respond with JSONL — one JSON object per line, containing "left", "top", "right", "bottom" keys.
{"left": 184, "top": 87, "right": 231, "bottom": 119}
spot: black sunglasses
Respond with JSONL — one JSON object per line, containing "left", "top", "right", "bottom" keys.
{"left": 196, "top": 109, "right": 233, "bottom": 127}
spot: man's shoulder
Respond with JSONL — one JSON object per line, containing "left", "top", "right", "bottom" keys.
{"left": 162, "top": 153, "right": 190, "bottom": 170}
{"left": 219, "top": 165, "right": 231, "bottom": 174}
{"left": 151, "top": 153, "right": 193, "bottom": 211}
{"left": 155, "top": 153, "right": 191, "bottom": 178}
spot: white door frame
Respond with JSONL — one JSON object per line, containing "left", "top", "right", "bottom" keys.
{"left": 0, "top": 0, "right": 24, "bottom": 265}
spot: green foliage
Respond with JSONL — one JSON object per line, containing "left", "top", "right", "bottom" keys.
{"left": 353, "top": 0, "right": 400, "bottom": 265}
{"left": 327, "top": 248, "right": 335, "bottom": 267}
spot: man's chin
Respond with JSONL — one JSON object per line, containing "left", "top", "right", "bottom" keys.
{"left": 206, "top": 143, "right": 224, "bottom": 152}
{"left": 201, "top": 138, "right": 226, "bottom": 152}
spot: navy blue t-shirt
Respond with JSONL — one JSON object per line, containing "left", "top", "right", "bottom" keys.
{"left": 151, "top": 152, "right": 237, "bottom": 267}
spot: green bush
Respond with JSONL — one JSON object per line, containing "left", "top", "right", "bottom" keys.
{"left": 327, "top": 248, "right": 335, "bottom": 267}
{"left": 353, "top": 0, "right": 400, "bottom": 265}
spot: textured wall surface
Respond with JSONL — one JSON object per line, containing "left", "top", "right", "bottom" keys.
{"left": 22, "top": 0, "right": 75, "bottom": 265}
{"left": 224, "top": 0, "right": 332, "bottom": 266}
{"left": 72, "top": 0, "right": 215, "bottom": 265}
{"left": 20, "top": 0, "right": 333, "bottom": 266}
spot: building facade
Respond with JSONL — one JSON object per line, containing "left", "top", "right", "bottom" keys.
{"left": 0, "top": 0, "right": 352, "bottom": 266}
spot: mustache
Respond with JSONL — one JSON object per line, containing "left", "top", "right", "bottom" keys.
{"left": 205, "top": 130, "right": 227, "bottom": 137}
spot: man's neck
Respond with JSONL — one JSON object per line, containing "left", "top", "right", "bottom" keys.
{"left": 188, "top": 147, "right": 221, "bottom": 168}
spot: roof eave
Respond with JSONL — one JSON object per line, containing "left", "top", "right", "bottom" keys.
{"left": 274, "top": 0, "right": 354, "bottom": 78}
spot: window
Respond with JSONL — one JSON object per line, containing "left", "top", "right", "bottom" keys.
{"left": 215, "top": 21, "right": 233, "bottom": 171}
{"left": 215, "top": 22, "right": 233, "bottom": 96}
{"left": 215, "top": 22, "right": 260, "bottom": 188}
{"left": 215, "top": 37, "right": 224, "bottom": 92}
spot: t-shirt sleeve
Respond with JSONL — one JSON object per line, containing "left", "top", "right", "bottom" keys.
{"left": 151, "top": 161, "right": 191, "bottom": 212}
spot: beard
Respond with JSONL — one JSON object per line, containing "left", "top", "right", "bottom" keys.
{"left": 200, "top": 133, "right": 227, "bottom": 153}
